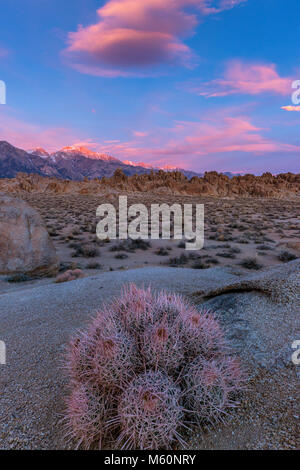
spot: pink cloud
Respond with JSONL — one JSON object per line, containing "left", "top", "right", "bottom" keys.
{"left": 197, "top": 0, "right": 247, "bottom": 14}
{"left": 87, "top": 115, "right": 300, "bottom": 170}
{"left": 190, "top": 61, "right": 292, "bottom": 97}
{"left": 133, "top": 131, "right": 149, "bottom": 138}
{"left": 1, "top": 108, "right": 299, "bottom": 173}
{"left": 63, "top": 0, "right": 247, "bottom": 76}
{"left": 281, "top": 105, "right": 300, "bottom": 112}
{"left": 0, "top": 110, "right": 80, "bottom": 152}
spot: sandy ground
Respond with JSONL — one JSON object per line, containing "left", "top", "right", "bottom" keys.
{"left": 15, "top": 193, "right": 300, "bottom": 278}
{"left": 0, "top": 266, "right": 299, "bottom": 450}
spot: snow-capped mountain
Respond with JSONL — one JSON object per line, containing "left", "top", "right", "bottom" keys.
{"left": 0, "top": 141, "right": 154, "bottom": 180}
{"left": 123, "top": 160, "right": 203, "bottom": 178}
{"left": 51, "top": 146, "right": 117, "bottom": 162}
{"left": 27, "top": 147, "right": 50, "bottom": 159}
{"left": 0, "top": 141, "right": 206, "bottom": 180}
{"left": 123, "top": 160, "right": 153, "bottom": 169}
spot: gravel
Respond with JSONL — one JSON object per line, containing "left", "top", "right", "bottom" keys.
{"left": 0, "top": 264, "right": 299, "bottom": 449}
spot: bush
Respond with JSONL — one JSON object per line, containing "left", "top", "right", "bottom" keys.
{"left": 257, "top": 244, "right": 272, "bottom": 251}
{"left": 115, "top": 253, "right": 129, "bottom": 260}
{"left": 239, "top": 257, "right": 263, "bottom": 270}
{"left": 216, "top": 252, "right": 236, "bottom": 259}
{"left": 110, "top": 239, "right": 151, "bottom": 253}
{"left": 55, "top": 269, "right": 84, "bottom": 283}
{"left": 64, "top": 285, "right": 244, "bottom": 450}
{"left": 155, "top": 247, "right": 169, "bottom": 256}
{"left": 177, "top": 241, "right": 186, "bottom": 249}
{"left": 278, "top": 250, "right": 297, "bottom": 263}
{"left": 168, "top": 254, "right": 188, "bottom": 267}
{"left": 192, "top": 261, "right": 210, "bottom": 269}
{"left": 85, "top": 262, "right": 102, "bottom": 270}
{"left": 72, "top": 244, "right": 100, "bottom": 258}
{"left": 6, "top": 273, "right": 32, "bottom": 283}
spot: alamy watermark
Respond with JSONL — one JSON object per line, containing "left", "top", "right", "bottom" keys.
{"left": 291, "top": 340, "right": 300, "bottom": 366}
{"left": 96, "top": 196, "right": 204, "bottom": 250}
{"left": 291, "top": 80, "right": 300, "bottom": 105}
{"left": 0, "top": 340, "right": 6, "bottom": 365}
{"left": 0, "top": 80, "right": 6, "bottom": 104}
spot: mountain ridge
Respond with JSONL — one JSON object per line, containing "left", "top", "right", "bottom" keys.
{"left": 0, "top": 141, "right": 206, "bottom": 180}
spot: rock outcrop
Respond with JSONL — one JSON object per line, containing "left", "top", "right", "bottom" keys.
{"left": 0, "top": 169, "right": 299, "bottom": 199}
{"left": 196, "top": 259, "right": 300, "bottom": 304}
{"left": 194, "top": 260, "right": 300, "bottom": 371}
{"left": 0, "top": 194, "right": 59, "bottom": 277}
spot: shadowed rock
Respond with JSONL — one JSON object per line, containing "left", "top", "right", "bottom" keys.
{"left": 194, "top": 259, "right": 300, "bottom": 304}
{"left": 194, "top": 260, "right": 300, "bottom": 371}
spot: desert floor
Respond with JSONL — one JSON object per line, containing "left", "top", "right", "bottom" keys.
{"left": 0, "top": 194, "right": 299, "bottom": 450}
{"left": 2, "top": 193, "right": 300, "bottom": 286}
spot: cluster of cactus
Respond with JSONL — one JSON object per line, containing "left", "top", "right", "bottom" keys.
{"left": 64, "top": 284, "right": 243, "bottom": 449}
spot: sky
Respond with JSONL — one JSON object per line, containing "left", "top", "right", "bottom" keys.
{"left": 0, "top": 0, "right": 300, "bottom": 174}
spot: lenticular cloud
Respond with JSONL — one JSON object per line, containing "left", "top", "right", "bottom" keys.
{"left": 63, "top": 0, "right": 247, "bottom": 77}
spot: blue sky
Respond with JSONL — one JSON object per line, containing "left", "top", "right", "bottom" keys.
{"left": 0, "top": 0, "right": 300, "bottom": 173}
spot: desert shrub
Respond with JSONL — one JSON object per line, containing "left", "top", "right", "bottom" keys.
{"left": 257, "top": 251, "right": 267, "bottom": 257}
{"left": 239, "top": 257, "right": 263, "bottom": 270}
{"left": 115, "top": 254, "right": 129, "bottom": 260}
{"left": 235, "top": 238, "right": 249, "bottom": 244}
{"left": 6, "top": 273, "right": 32, "bottom": 283}
{"left": 130, "top": 239, "right": 151, "bottom": 250}
{"left": 64, "top": 284, "right": 244, "bottom": 450}
{"left": 110, "top": 239, "right": 151, "bottom": 253}
{"left": 278, "top": 250, "right": 297, "bottom": 262}
{"left": 81, "top": 245, "right": 100, "bottom": 258}
{"left": 109, "top": 242, "right": 127, "bottom": 252}
{"left": 230, "top": 247, "right": 242, "bottom": 254}
{"left": 177, "top": 241, "right": 186, "bottom": 248}
{"left": 72, "top": 244, "right": 100, "bottom": 258}
{"left": 257, "top": 244, "right": 272, "bottom": 251}
{"left": 168, "top": 254, "right": 188, "bottom": 267}
{"left": 68, "top": 241, "right": 81, "bottom": 250}
{"left": 263, "top": 236, "right": 275, "bottom": 243}
{"left": 192, "top": 261, "right": 210, "bottom": 269}
{"left": 55, "top": 269, "right": 84, "bottom": 283}
{"left": 155, "top": 247, "right": 169, "bottom": 256}
{"left": 206, "top": 257, "right": 219, "bottom": 265}
{"left": 59, "top": 261, "right": 78, "bottom": 272}
{"left": 85, "top": 262, "right": 102, "bottom": 270}
{"left": 216, "top": 252, "right": 236, "bottom": 259}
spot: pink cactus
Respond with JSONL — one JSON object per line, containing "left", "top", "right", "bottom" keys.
{"left": 66, "top": 312, "right": 139, "bottom": 389}
{"left": 141, "top": 321, "right": 184, "bottom": 374}
{"left": 64, "top": 284, "right": 244, "bottom": 449}
{"left": 184, "top": 356, "right": 243, "bottom": 425}
{"left": 113, "top": 284, "right": 154, "bottom": 335}
{"left": 65, "top": 383, "right": 111, "bottom": 450}
{"left": 181, "top": 308, "right": 227, "bottom": 360}
{"left": 117, "top": 371, "right": 184, "bottom": 450}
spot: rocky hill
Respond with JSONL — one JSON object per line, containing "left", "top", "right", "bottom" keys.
{"left": 0, "top": 141, "right": 204, "bottom": 180}
{"left": 0, "top": 141, "right": 156, "bottom": 180}
{"left": 1, "top": 169, "right": 299, "bottom": 198}
{"left": 0, "top": 141, "right": 61, "bottom": 179}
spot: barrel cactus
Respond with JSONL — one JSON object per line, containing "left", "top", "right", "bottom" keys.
{"left": 64, "top": 284, "right": 244, "bottom": 449}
